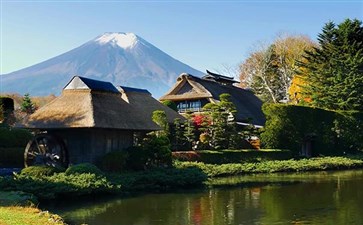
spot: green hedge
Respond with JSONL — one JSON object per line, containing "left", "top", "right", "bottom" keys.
{"left": 172, "top": 149, "right": 292, "bottom": 164}
{"left": 0, "top": 147, "right": 24, "bottom": 167}
{"left": 0, "top": 127, "right": 32, "bottom": 148}
{"left": 110, "top": 167, "right": 207, "bottom": 191}
{"left": 261, "top": 104, "right": 363, "bottom": 156}
{"left": 175, "top": 156, "right": 363, "bottom": 177}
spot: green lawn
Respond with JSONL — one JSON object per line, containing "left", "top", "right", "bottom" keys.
{"left": 0, "top": 207, "right": 65, "bottom": 225}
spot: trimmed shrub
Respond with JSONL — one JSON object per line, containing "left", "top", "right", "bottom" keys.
{"left": 125, "top": 135, "right": 172, "bottom": 171}
{"left": 0, "top": 173, "right": 118, "bottom": 200}
{"left": 0, "top": 147, "right": 24, "bottom": 167}
{"left": 175, "top": 156, "right": 363, "bottom": 177}
{"left": 173, "top": 149, "right": 292, "bottom": 164}
{"left": 113, "top": 167, "right": 208, "bottom": 191}
{"left": 0, "top": 127, "right": 33, "bottom": 148}
{"left": 65, "top": 163, "right": 103, "bottom": 176}
{"left": 100, "top": 151, "right": 128, "bottom": 172}
{"left": 261, "top": 104, "right": 363, "bottom": 156}
{"left": 20, "top": 166, "right": 64, "bottom": 177}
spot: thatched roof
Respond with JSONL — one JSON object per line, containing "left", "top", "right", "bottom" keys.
{"left": 160, "top": 73, "right": 266, "bottom": 126}
{"left": 119, "top": 86, "right": 185, "bottom": 123}
{"left": 22, "top": 76, "right": 160, "bottom": 131}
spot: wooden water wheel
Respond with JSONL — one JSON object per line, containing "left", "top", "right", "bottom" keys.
{"left": 24, "top": 133, "right": 68, "bottom": 168}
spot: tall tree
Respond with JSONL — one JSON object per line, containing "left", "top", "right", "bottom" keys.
{"left": 239, "top": 34, "right": 315, "bottom": 103}
{"left": 20, "top": 93, "right": 36, "bottom": 114}
{"left": 299, "top": 19, "right": 363, "bottom": 110}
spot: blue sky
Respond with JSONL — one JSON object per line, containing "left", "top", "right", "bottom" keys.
{"left": 1, "top": 0, "right": 362, "bottom": 75}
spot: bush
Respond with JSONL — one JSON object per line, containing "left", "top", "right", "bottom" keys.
{"left": 125, "top": 146, "right": 148, "bottom": 171}
{"left": 125, "top": 135, "right": 172, "bottom": 171}
{"left": 112, "top": 167, "right": 207, "bottom": 191}
{"left": 261, "top": 104, "right": 363, "bottom": 156}
{"left": 172, "top": 149, "right": 292, "bottom": 164}
{"left": 142, "top": 135, "right": 172, "bottom": 168}
{"left": 0, "top": 147, "right": 24, "bottom": 167}
{"left": 65, "top": 163, "right": 103, "bottom": 176}
{"left": 0, "top": 127, "right": 33, "bottom": 148}
{"left": 0, "top": 173, "right": 118, "bottom": 200}
{"left": 100, "top": 151, "right": 128, "bottom": 172}
{"left": 20, "top": 166, "right": 64, "bottom": 177}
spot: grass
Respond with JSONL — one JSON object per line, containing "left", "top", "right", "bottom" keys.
{"left": 0, "top": 206, "right": 66, "bottom": 225}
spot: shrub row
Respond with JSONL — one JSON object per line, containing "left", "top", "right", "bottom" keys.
{"left": 0, "top": 165, "right": 118, "bottom": 200}
{"left": 110, "top": 167, "right": 208, "bottom": 192}
{"left": 0, "top": 164, "right": 208, "bottom": 199}
{"left": 174, "top": 156, "right": 363, "bottom": 177}
{"left": 261, "top": 104, "right": 363, "bottom": 156}
{"left": 172, "top": 149, "right": 292, "bottom": 164}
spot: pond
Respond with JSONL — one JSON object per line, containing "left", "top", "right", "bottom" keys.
{"left": 45, "top": 169, "right": 363, "bottom": 225}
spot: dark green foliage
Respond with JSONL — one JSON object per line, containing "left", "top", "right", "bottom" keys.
{"left": 20, "top": 93, "right": 36, "bottom": 114}
{"left": 0, "top": 191, "right": 38, "bottom": 206}
{"left": 100, "top": 151, "right": 128, "bottom": 172}
{"left": 125, "top": 135, "right": 172, "bottom": 170}
{"left": 172, "top": 149, "right": 292, "bottom": 164}
{"left": 0, "top": 127, "right": 33, "bottom": 148}
{"left": 125, "top": 146, "right": 149, "bottom": 171}
{"left": 175, "top": 156, "right": 363, "bottom": 177}
{"left": 111, "top": 167, "right": 208, "bottom": 191}
{"left": 300, "top": 19, "right": 363, "bottom": 110}
{"left": 0, "top": 147, "right": 24, "bottom": 167}
{"left": 65, "top": 163, "right": 103, "bottom": 176}
{"left": 161, "top": 100, "right": 178, "bottom": 111}
{"left": 202, "top": 93, "right": 239, "bottom": 149}
{"left": 152, "top": 110, "right": 169, "bottom": 136}
{"left": 183, "top": 111, "right": 197, "bottom": 146}
{"left": 170, "top": 118, "right": 188, "bottom": 150}
{"left": 261, "top": 103, "right": 363, "bottom": 155}
{"left": 142, "top": 134, "right": 172, "bottom": 169}
{"left": 0, "top": 173, "right": 117, "bottom": 200}
{"left": 20, "top": 166, "right": 65, "bottom": 177}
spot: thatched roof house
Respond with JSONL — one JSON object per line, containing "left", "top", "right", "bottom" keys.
{"left": 22, "top": 76, "right": 183, "bottom": 166}
{"left": 160, "top": 72, "right": 266, "bottom": 126}
{"left": 119, "top": 86, "right": 185, "bottom": 123}
{"left": 25, "top": 76, "right": 160, "bottom": 130}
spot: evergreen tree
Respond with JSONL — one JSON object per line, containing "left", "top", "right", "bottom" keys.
{"left": 152, "top": 110, "right": 169, "bottom": 137}
{"left": 183, "top": 111, "right": 196, "bottom": 147}
{"left": 202, "top": 93, "right": 238, "bottom": 149}
{"left": 21, "top": 93, "right": 36, "bottom": 114}
{"left": 300, "top": 19, "right": 363, "bottom": 110}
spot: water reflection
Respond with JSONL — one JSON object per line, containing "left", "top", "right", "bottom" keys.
{"left": 48, "top": 170, "right": 363, "bottom": 225}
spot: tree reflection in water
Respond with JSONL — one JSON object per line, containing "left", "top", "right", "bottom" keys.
{"left": 47, "top": 170, "right": 363, "bottom": 225}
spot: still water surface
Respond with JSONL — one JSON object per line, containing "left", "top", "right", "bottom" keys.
{"left": 47, "top": 170, "right": 363, "bottom": 225}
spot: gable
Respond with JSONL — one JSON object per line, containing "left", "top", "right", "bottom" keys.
{"left": 176, "top": 82, "right": 196, "bottom": 95}
{"left": 64, "top": 76, "right": 89, "bottom": 90}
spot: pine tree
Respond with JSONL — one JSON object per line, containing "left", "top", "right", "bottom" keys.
{"left": 152, "top": 110, "right": 169, "bottom": 137}
{"left": 300, "top": 19, "right": 363, "bottom": 110}
{"left": 20, "top": 93, "right": 36, "bottom": 114}
{"left": 202, "top": 93, "right": 239, "bottom": 149}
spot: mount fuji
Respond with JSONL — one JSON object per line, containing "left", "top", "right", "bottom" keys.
{"left": 1, "top": 32, "right": 203, "bottom": 97}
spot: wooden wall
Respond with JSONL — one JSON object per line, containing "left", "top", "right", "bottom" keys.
{"left": 49, "top": 128, "right": 134, "bottom": 164}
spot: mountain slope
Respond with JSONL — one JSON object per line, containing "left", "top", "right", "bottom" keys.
{"left": 1, "top": 32, "right": 203, "bottom": 97}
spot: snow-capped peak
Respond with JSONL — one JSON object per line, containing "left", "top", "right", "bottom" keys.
{"left": 95, "top": 32, "right": 138, "bottom": 49}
